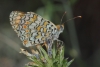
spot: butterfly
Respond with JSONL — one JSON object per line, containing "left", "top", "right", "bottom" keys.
{"left": 9, "top": 11, "right": 65, "bottom": 54}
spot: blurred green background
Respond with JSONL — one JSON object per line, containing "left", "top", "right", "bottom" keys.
{"left": 0, "top": 0, "right": 100, "bottom": 67}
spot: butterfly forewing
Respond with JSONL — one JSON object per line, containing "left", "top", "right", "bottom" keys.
{"left": 9, "top": 11, "right": 58, "bottom": 47}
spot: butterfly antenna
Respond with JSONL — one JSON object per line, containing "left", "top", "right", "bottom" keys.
{"left": 62, "top": 16, "right": 82, "bottom": 24}
{"left": 60, "top": 11, "right": 67, "bottom": 24}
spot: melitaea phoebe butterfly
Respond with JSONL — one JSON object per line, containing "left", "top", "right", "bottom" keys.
{"left": 9, "top": 11, "right": 66, "bottom": 47}
{"left": 9, "top": 11, "right": 81, "bottom": 56}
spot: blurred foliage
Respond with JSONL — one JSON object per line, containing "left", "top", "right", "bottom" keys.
{"left": 20, "top": 42, "right": 74, "bottom": 67}
{"left": 0, "top": 0, "right": 100, "bottom": 67}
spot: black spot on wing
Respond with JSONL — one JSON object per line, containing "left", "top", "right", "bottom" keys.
{"left": 38, "top": 39, "right": 40, "bottom": 43}
{"left": 49, "top": 27, "right": 51, "bottom": 29}
{"left": 47, "top": 21, "right": 50, "bottom": 23}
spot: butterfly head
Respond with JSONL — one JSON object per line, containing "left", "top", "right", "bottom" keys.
{"left": 56, "top": 24, "right": 64, "bottom": 33}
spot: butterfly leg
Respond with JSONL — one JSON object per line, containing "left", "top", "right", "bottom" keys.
{"left": 46, "top": 39, "right": 53, "bottom": 57}
{"left": 57, "top": 39, "right": 63, "bottom": 46}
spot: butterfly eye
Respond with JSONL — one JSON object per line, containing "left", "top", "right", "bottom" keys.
{"left": 60, "top": 25, "right": 64, "bottom": 31}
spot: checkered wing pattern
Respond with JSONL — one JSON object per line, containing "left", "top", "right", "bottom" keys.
{"left": 9, "top": 11, "right": 58, "bottom": 47}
